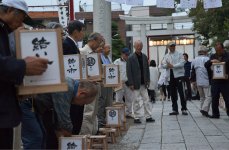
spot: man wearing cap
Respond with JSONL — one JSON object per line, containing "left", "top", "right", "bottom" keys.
{"left": 192, "top": 46, "right": 211, "bottom": 117}
{"left": 162, "top": 41, "right": 188, "bottom": 115}
{"left": 0, "top": 0, "right": 49, "bottom": 148}
{"left": 114, "top": 48, "right": 133, "bottom": 118}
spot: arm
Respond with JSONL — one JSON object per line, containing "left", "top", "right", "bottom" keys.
{"left": 0, "top": 56, "right": 25, "bottom": 85}
{"left": 173, "top": 53, "right": 185, "bottom": 68}
{"left": 126, "top": 56, "right": 134, "bottom": 88}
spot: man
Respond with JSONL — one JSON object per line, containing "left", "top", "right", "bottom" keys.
{"left": 97, "top": 44, "right": 114, "bottom": 127}
{"left": 183, "top": 53, "right": 192, "bottom": 101}
{"left": 63, "top": 20, "right": 85, "bottom": 54}
{"left": 205, "top": 42, "right": 229, "bottom": 118}
{"left": 79, "top": 32, "right": 104, "bottom": 135}
{"left": 127, "top": 40, "right": 154, "bottom": 124}
{"left": 80, "top": 32, "right": 104, "bottom": 55}
{"left": 162, "top": 42, "right": 188, "bottom": 115}
{"left": 0, "top": 0, "right": 49, "bottom": 149}
{"left": 114, "top": 48, "right": 133, "bottom": 117}
{"left": 35, "top": 78, "right": 98, "bottom": 149}
{"left": 192, "top": 46, "right": 211, "bottom": 117}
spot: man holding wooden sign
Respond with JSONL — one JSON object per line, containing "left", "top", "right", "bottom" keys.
{"left": 205, "top": 42, "right": 229, "bottom": 119}
{"left": 0, "top": 0, "right": 49, "bottom": 149}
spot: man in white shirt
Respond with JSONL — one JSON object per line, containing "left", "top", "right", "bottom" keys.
{"left": 162, "top": 42, "right": 188, "bottom": 115}
{"left": 114, "top": 48, "right": 133, "bottom": 117}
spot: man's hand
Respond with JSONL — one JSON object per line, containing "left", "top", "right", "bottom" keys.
{"left": 167, "top": 62, "right": 173, "bottom": 69}
{"left": 211, "top": 59, "right": 220, "bottom": 63}
{"left": 24, "top": 56, "right": 49, "bottom": 76}
{"left": 55, "top": 129, "right": 72, "bottom": 138}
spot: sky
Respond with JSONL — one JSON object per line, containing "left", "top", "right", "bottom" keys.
{"left": 25, "top": 0, "right": 156, "bottom": 14}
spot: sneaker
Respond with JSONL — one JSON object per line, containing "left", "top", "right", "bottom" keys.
{"left": 134, "top": 119, "right": 141, "bottom": 124}
{"left": 146, "top": 117, "right": 155, "bottom": 123}
{"left": 209, "top": 115, "right": 220, "bottom": 119}
{"left": 169, "top": 111, "right": 179, "bottom": 115}
{"left": 200, "top": 110, "right": 209, "bottom": 117}
{"left": 182, "top": 110, "right": 188, "bottom": 115}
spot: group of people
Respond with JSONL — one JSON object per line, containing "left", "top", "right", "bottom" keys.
{"left": 1, "top": 0, "right": 229, "bottom": 149}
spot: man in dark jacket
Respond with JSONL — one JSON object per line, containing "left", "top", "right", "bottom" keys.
{"left": 63, "top": 20, "right": 85, "bottom": 55}
{"left": 205, "top": 42, "right": 229, "bottom": 118}
{"left": 183, "top": 53, "right": 192, "bottom": 101}
{"left": 126, "top": 40, "right": 154, "bottom": 124}
{"left": 0, "top": 0, "right": 48, "bottom": 148}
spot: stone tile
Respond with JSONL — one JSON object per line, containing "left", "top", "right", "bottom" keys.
{"left": 186, "top": 145, "right": 212, "bottom": 150}
{"left": 206, "top": 136, "right": 229, "bottom": 143}
{"left": 162, "top": 143, "right": 186, "bottom": 150}
{"left": 210, "top": 142, "right": 229, "bottom": 150}
{"left": 139, "top": 143, "right": 160, "bottom": 150}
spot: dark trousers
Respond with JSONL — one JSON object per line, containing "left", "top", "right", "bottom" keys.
{"left": 70, "top": 104, "right": 84, "bottom": 135}
{"left": 211, "top": 82, "right": 229, "bottom": 117}
{"left": 170, "top": 71, "right": 187, "bottom": 112}
{"left": 148, "top": 89, "right": 155, "bottom": 102}
{"left": 183, "top": 77, "right": 192, "bottom": 100}
{"left": 162, "top": 84, "right": 171, "bottom": 99}
{"left": 0, "top": 128, "right": 13, "bottom": 149}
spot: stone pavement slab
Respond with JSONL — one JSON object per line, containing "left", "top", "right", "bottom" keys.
{"left": 109, "top": 100, "right": 229, "bottom": 150}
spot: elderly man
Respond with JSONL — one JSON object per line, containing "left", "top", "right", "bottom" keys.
{"left": 79, "top": 32, "right": 104, "bottom": 135}
{"left": 162, "top": 42, "right": 188, "bottom": 115}
{"left": 0, "top": 0, "right": 49, "bottom": 148}
{"left": 205, "top": 42, "right": 229, "bottom": 118}
{"left": 192, "top": 46, "right": 211, "bottom": 117}
{"left": 127, "top": 40, "right": 154, "bottom": 124}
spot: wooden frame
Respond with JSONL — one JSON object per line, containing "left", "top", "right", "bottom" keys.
{"left": 80, "top": 54, "right": 88, "bottom": 80}
{"left": 63, "top": 54, "right": 81, "bottom": 80}
{"left": 86, "top": 53, "right": 102, "bottom": 81}
{"left": 103, "top": 64, "right": 121, "bottom": 87}
{"left": 15, "top": 29, "right": 67, "bottom": 95}
{"left": 106, "top": 107, "right": 122, "bottom": 127}
{"left": 212, "top": 62, "right": 228, "bottom": 79}
{"left": 59, "top": 137, "right": 85, "bottom": 150}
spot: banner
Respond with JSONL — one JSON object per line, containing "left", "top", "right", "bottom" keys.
{"left": 105, "top": 0, "right": 126, "bottom": 4}
{"left": 126, "top": 0, "right": 144, "bottom": 5}
{"left": 204, "top": 0, "right": 222, "bottom": 9}
{"left": 56, "top": 0, "right": 69, "bottom": 28}
{"left": 156, "top": 0, "right": 175, "bottom": 8}
{"left": 180, "top": 0, "right": 197, "bottom": 8}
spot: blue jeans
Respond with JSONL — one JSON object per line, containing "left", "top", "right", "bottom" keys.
{"left": 20, "top": 99, "right": 45, "bottom": 149}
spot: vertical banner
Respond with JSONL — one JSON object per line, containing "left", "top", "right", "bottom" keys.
{"left": 180, "top": 0, "right": 197, "bottom": 8}
{"left": 156, "top": 0, "right": 175, "bottom": 8}
{"left": 204, "top": 0, "right": 222, "bottom": 9}
{"left": 56, "top": 0, "right": 69, "bottom": 28}
{"left": 126, "top": 0, "right": 144, "bottom": 5}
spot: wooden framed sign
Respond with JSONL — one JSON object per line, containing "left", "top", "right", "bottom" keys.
{"left": 212, "top": 62, "right": 228, "bottom": 79}
{"left": 106, "top": 107, "right": 121, "bottom": 127}
{"left": 103, "top": 64, "right": 121, "bottom": 87}
{"left": 80, "top": 54, "right": 88, "bottom": 80}
{"left": 15, "top": 29, "right": 67, "bottom": 95}
{"left": 86, "top": 53, "right": 102, "bottom": 81}
{"left": 59, "top": 137, "right": 84, "bottom": 150}
{"left": 64, "top": 54, "right": 81, "bottom": 80}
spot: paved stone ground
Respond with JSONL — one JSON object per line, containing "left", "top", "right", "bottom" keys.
{"left": 109, "top": 100, "right": 229, "bottom": 150}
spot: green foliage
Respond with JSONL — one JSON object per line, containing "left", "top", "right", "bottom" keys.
{"left": 111, "top": 21, "right": 125, "bottom": 61}
{"left": 189, "top": 0, "right": 229, "bottom": 45}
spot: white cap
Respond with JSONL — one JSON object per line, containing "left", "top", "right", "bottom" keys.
{"left": 168, "top": 41, "right": 176, "bottom": 46}
{"left": 0, "top": 0, "right": 28, "bottom": 14}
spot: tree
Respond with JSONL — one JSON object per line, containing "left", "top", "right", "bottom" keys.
{"left": 111, "top": 21, "right": 125, "bottom": 61}
{"left": 188, "top": 0, "right": 229, "bottom": 45}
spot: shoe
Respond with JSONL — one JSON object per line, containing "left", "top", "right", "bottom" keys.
{"left": 126, "top": 114, "right": 133, "bottom": 119}
{"left": 167, "top": 99, "right": 171, "bottom": 101}
{"left": 209, "top": 115, "right": 220, "bottom": 119}
{"left": 134, "top": 119, "right": 141, "bottom": 124}
{"left": 146, "top": 117, "right": 155, "bottom": 123}
{"left": 200, "top": 110, "right": 209, "bottom": 117}
{"left": 169, "top": 111, "right": 179, "bottom": 115}
{"left": 182, "top": 110, "right": 188, "bottom": 115}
